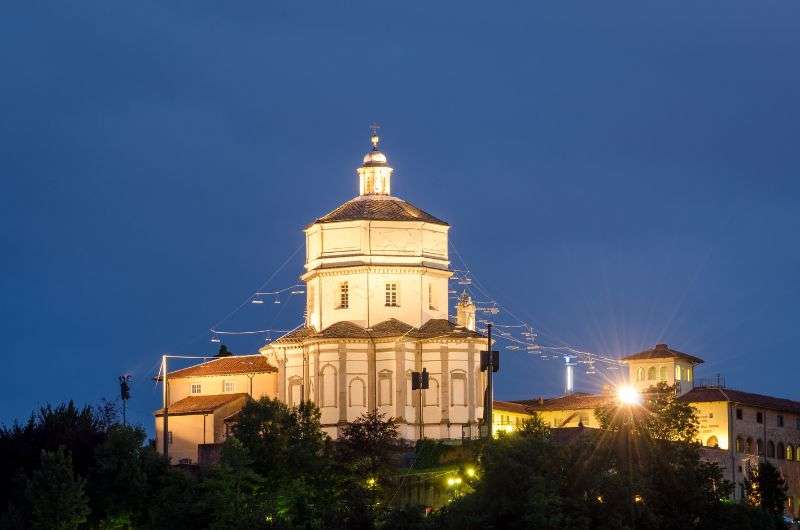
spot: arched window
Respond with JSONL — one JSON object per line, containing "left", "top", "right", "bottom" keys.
{"left": 378, "top": 370, "right": 393, "bottom": 407}
{"left": 288, "top": 376, "right": 303, "bottom": 408}
{"left": 659, "top": 366, "right": 667, "bottom": 381}
{"left": 757, "top": 439, "right": 764, "bottom": 456}
{"left": 423, "top": 377, "right": 440, "bottom": 407}
{"left": 777, "top": 442, "right": 785, "bottom": 460}
{"left": 319, "top": 364, "right": 337, "bottom": 408}
{"left": 450, "top": 370, "right": 467, "bottom": 406}
{"left": 637, "top": 368, "right": 645, "bottom": 382}
{"left": 706, "top": 436, "right": 719, "bottom": 448}
{"left": 736, "top": 436, "right": 744, "bottom": 453}
{"left": 647, "top": 367, "right": 656, "bottom": 381}
{"left": 746, "top": 437, "right": 754, "bottom": 454}
{"left": 675, "top": 365, "right": 682, "bottom": 381}
{"left": 349, "top": 377, "right": 366, "bottom": 407}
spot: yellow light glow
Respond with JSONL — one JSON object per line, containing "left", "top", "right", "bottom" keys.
{"left": 617, "top": 385, "right": 642, "bottom": 405}
{"left": 446, "top": 476, "right": 463, "bottom": 487}
{"left": 366, "top": 477, "right": 377, "bottom": 488}
{"left": 465, "top": 467, "right": 476, "bottom": 478}
{"left": 634, "top": 494, "right": 643, "bottom": 504}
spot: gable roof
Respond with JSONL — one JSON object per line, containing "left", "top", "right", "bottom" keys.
{"left": 512, "top": 392, "right": 614, "bottom": 411}
{"left": 154, "top": 393, "right": 249, "bottom": 416}
{"left": 164, "top": 355, "right": 277, "bottom": 379}
{"left": 311, "top": 195, "right": 447, "bottom": 226}
{"left": 680, "top": 387, "right": 800, "bottom": 415}
{"left": 270, "top": 318, "right": 484, "bottom": 345}
{"left": 494, "top": 400, "right": 535, "bottom": 414}
{"left": 621, "top": 343, "right": 704, "bottom": 365}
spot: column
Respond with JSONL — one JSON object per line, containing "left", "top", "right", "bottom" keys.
{"left": 367, "top": 342, "right": 376, "bottom": 411}
{"left": 395, "top": 341, "right": 405, "bottom": 420}
{"left": 440, "top": 345, "right": 450, "bottom": 428}
{"left": 338, "top": 343, "right": 347, "bottom": 423}
{"left": 467, "top": 341, "right": 476, "bottom": 434}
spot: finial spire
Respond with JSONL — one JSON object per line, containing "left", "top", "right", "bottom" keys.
{"left": 370, "top": 123, "right": 380, "bottom": 150}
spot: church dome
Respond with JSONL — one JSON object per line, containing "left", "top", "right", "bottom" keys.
{"left": 362, "top": 149, "right": 388, "bottom": 165}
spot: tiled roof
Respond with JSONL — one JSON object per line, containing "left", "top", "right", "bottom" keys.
{"left": 154, "top": 393, "right": 249, "bottom": 416}
{"left": 621, "top": 343, "right": 704, "bottom": 364}
{"left": 513, "top": 392, "right": 614, "bottom": 411}
{"left": 680, "top": 387, "right": 800, "bottom": 415}
{"left": 165, "top": 355, "right": 277, "bottom": 379}
{"left": 494, "top": 400, "right": 534, "bottom": 414}
{"left": 311, "top": 195, "right": 448, "bottom": 226}
{"left": 270, "top": 318, "right": 484, "bottom": 344}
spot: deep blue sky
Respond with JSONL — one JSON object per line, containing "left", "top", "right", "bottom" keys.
{"left": 2, "top": 2, "right": 799, "bottom": 432}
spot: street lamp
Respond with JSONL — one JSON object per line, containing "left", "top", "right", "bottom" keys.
{"left": 617, "top": 385, "right": 641, "bottom": 406}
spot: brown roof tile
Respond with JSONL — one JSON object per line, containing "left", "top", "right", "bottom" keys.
{"left": 154, "top": 393, "right": 249, "bottom": 416}
{"left": 311, "top": 195, "right": 447, "bottom": 226}
{"left": 680, "top": 387, "right": 800, "bottom": 415}
{"left": 622, "top": 343, "right": 704, "bottom": 364}
{"left": 268, "top": 318, "right": 484, "bottom": 344}
{"left": 166, "top": 355, "right": 277, "bottom": 379}
{"left": 494, "top": 400, "right": 535, "bottom": 414}
{"left": 513, "top": 392, "right": 614, "bottom": 411}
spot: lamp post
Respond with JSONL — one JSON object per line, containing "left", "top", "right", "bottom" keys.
{"left": 616, "top": 385, "right": 641, "bottom": 528}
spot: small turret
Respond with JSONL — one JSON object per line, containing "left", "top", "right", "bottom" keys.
{"left": 357, "top": 124, "right": 394, "bottom": 196}
{"left": 456, "top": 290, "right": 476, "bottom": 331}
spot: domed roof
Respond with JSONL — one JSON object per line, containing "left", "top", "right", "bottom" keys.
{"left": 362, "top": 149, "right": 388, "bottom": 165}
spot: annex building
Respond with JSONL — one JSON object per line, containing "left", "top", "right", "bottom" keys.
{"left": 495, "top": 343, "right": 800, "bottom": 517}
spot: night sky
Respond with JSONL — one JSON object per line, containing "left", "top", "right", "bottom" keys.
{"left": 2, "top": 2, "right": 799, "bottom": 433}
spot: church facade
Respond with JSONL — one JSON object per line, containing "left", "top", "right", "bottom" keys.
{"left": 258, "top": 131, "right": 489, "bottom": 441}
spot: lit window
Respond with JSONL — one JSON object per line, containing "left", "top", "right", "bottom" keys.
{"left": 686, "top": 367, "right": 693, "bottom": 382}
{"left": 659, "top": 366, "right": 667, "bottom": 381}
{"left": 191, "top": 384, "right": 201, "bottom": 394}
{"left": 223, "top": 381, "right": 235, "bottom": 393}
{"left": 637, "top": 368, "right": 645, "bottom": 382}
{"left": 339, "top": 282, "right": 349, "bottom": 309}
{"left": 647, "top": 367, "right": 656, "bottom": 381}
{"left": 385, "top": 283, "right": 398, "bottom": 307}
{"left": 675, "top": 365, "right": 682, "bottom": 381}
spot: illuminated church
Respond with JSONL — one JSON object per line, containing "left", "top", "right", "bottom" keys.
{"left": 259, "top": 130, "right": 489, "bottom": 440}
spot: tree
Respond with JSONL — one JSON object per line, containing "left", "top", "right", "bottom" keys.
{"left": 201, "top": 438, "right": 268, "bottom": 529}
{"left": 338, "top": 409, "right": 400, "bottom": 476}
{"left": 743, "top": 461, "right": 788, "bottom": 518}
{"left": 25, "top": 448, "right": 90, "bottom": 530}
{"left": 0, "top": 401, "right": 112, "bottom": 521}
{"left": 595, "top": 381, "right": 699, "bottom": 442}
{"left": 215, "top": 344, "right": 232, "bottom": 357}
